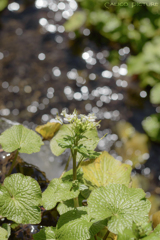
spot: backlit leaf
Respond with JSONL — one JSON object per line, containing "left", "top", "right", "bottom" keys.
{"left": 0, "top": 125, "right": 44, "bottom": 153}
{"left": 50, "top": 124, "right": 72, "bottom": 156}
{"left": 115, "top": 121, "right": 149, "bottom": 167}
{"left": 150, "top": 83, "right": 160, "bottom": 104}
{"left": 33, "top": 227, "right": 56, "bottom": 240}
{"left": 142, "top": 114, "right": 160, "bottom": 142}
{"left": 42, "top": 178, "right": 79, "bottom": 210}
{"left": 88, "top": 184, "right": 151, "bottom": 234}
{"left": 35, "top": 122, "right": 61, "bottom": 140}
{"left": 64, "top": 11, "right": 86, "bottom": 32}
{"left": 0, "top": 173, "right": 42, "bottom": 224}
{"left": 81, "top": 151, "right": 132, "bottom": 189}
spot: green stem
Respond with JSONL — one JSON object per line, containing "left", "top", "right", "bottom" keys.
{"left": 103, "top": 230, "right": 110, "bottom": 240}
{"left": 60, "top": 153, "right": 72, "bottom": 178}
{"left": 94, "top": 235, "right": 98, "bottom": 240}
{"left": 72, "top": 142, "right": 79, "bottom": 208}
{"left": 73, "top": 150, "right": 77, "bottom": 181}
{"left": 7, "top": 150, "right": 19, "bottom": 176}
{"left": 76, "top": 156, "right": 84, "bottom": 169}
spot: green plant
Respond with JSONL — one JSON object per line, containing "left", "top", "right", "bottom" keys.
{"left": 0, "top": 110, "right": 160, "bottom": 240}
{"left": 0, "top": 0, "right": 8, "bottom": 12}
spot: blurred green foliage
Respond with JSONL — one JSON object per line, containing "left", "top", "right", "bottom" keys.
{"left": 0, "top": 0, "right": 8, "bottom": 11}
{"left": 142, "top": 114, "right": 160, "bottom": 142}
{"left": 65, "top": 0, "right": 160, "bottom": 141}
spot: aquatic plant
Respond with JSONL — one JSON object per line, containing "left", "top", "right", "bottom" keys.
{"left": 0, "top": 110, "right": 160, "bottom": 239}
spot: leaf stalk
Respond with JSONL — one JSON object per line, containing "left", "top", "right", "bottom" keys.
{"left": 7, "top": 149, "right": 19, "bottom": 176}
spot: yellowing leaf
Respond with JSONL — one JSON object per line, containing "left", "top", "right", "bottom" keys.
{"left": 107, "top": 232, "right": 117, "bottom": 240}
{"left": 115, "top": 121, "right": 149, "bottom": 167}
{"left": 132, "top": 174, "right": 150, "bottom": 192}
{"left": 81, "top": 151, "right": 132, "bottom": 189}
{"left": 153, "top": 211, "right": 160, "bottom": 229}
{"left": 35, "top": 122, "right": 61, "bottom": 140}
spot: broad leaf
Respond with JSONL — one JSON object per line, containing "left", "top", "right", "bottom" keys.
{"left": 0, "top": 0, "right": 8, "bottom": 11}
{"left": 141, "top": 224, "right": 160, "bottom": 239}
{"left": 142, "top": 233, "right": 160, "bottom": 240}
{"left": 117, "top": 229, "right": 136, "bottom": 240}
{"left": 0, "top": 226, "right": 9, "bottom": 240}
{"left": 81, "top": 151, "right": 132, "bottom": 189}
{"left": 64, "top": 11, "right": 86, "bottom": 32}
{"left": 88, "top": 184, "right": 151, "bottom": 234}
{"left": 33, "top": 227, "right": 56, "bottom": 240}
{"left": 50, "top": 124, "right": 72, "bottom": 156}
{"left": 57, "top": 194, "right": 85, "bottom": 215}
{"left": 42, "top": 178, "right": 79, "bottom": 210}
{"left": 35, "top": 122, "right": 61, "bottom": 140}
{"left": 142, "top": 114, "right": 160, "bottom": 142}
{"left": 0, "top": 125, "right": 44, "bottom": 153}
{"left": 56, "top": 209, "right": 106, "bottom": 240}
{"left": 154, "top": 224, "right": 160, "bottom": 235}
{"left": 150, "top": 83, "right": 160, "bottom": 104}
{"left": 0, "top": 173, "right": 42, "bottom": 224}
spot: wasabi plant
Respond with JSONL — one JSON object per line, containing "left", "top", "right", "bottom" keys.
{"left": 0, "top": 110, "right": 160, "bottom": 240}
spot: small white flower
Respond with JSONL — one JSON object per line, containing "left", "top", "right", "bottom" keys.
{"left": 55, "top": 115, "right": 63, "bottom": 124}
{"left": 61, "top": 109, "right": 67, "bottom": 117}
{"left": 87, "top": 113, "right": 97, "bottom": 122}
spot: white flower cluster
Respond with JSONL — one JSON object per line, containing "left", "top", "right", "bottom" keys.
{"left": 61, "top": 109, "right": 77, "bottom": 122}
{"left": 80, "top": 113, "right": 97, "bottom": 123}
{"left": 59, "top": 109, "right": 100, "bottom": 131}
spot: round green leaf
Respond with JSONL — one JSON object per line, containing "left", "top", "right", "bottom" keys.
{"left": 0, "top": 227, "right": 8, "bottom": 240}
{"left": 42, "top": 178, "right": 79, "bottom": 210}
{"left": 56, "top": 209, "right": 105, "bottom": 240}
{"left": 33, "top": 227, "right": 56, "bottom": 240}
{"left": 0, "top": 125, "right": 44, "bottom": 153}
{"left": 142, "top": 114, "right": 160, "bottom": 142}
{"left": 0, "top": 173, "right": 42, "bottom": 224}
{"left": 81, "top": 151, "right": 132, "bottom": 189}
{"left": 150, "top": 83, "right": 160, "bottom": 104}
{"left": 88, "top": 184, "right": 151, "bottom": 234}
